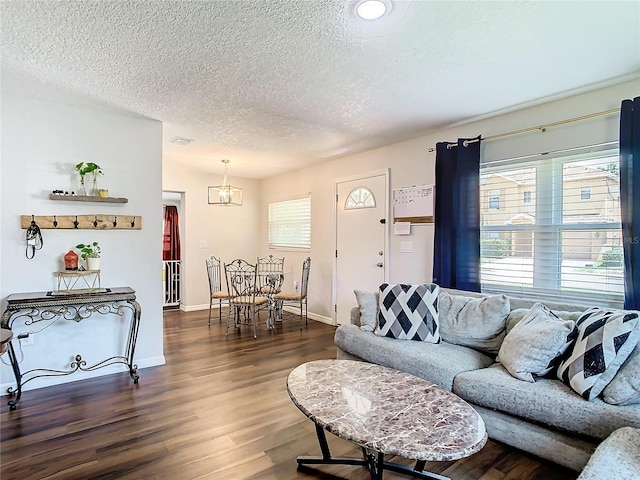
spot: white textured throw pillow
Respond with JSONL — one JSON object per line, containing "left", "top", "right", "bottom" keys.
{"left": 438, "top": 292, "right": 510, "bottom": 354}
{"left": 557, "top": 307, "right": 640, "bottom": 400}
{"left": 497, "top": 303, "right": 577, "bottom": 383}
{"left": 354, "top": 290, "right": 378, "bottom": 332}
{"left": 376, "top": 283, "right": 439, "bottom": 342}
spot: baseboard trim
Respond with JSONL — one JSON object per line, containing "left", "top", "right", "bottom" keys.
{"left": 281, "top": 306, "right": 333, "bottom": 325}
{"left": 309, "top": 313, "right": 334, "bottom": 325}
{"left": 180, "top": 303, "right": 209, "bottom": 312}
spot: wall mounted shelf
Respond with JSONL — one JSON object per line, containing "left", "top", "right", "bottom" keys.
{"left": 49, "top": 194, "right": 128, "bottom": 204}
{"left": 21, "top": 214, "right": 142, "bottom": 230}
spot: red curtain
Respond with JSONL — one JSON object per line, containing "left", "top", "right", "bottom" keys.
{"left": 163, "top": 206, "right": 181, "bottom": 261}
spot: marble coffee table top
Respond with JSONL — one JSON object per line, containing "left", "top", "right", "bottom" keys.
{"left": 287, "top": 359, "right": 487, "bottom": 462}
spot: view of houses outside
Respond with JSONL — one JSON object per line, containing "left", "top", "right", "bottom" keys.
{"left": 479, "top": 151, "right": 623, "bottom": 299}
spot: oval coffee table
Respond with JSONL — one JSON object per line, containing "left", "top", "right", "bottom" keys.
{"left": 287, "top": 359, "right": 487, "bottom": 480}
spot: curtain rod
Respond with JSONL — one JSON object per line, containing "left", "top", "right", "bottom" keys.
{"left": 427, "top": 108, "right": 620, "bottom": 152}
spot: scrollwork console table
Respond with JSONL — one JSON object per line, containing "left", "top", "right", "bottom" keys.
{"left": 1, "top": 287, "right": 141, "bottom": 410}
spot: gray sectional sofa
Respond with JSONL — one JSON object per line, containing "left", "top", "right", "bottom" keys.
{"left": 334, "top": 288, "right": 640, "bottom": 472}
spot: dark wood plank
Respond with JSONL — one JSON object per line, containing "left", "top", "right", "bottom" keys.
{"left": 0, "top": 309, "right": 577, "bottom": 480}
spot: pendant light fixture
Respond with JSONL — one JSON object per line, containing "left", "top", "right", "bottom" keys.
{"left": 208, "top": 159, "right": 243, "bottom": 206}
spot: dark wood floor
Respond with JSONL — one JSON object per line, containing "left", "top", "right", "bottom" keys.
{"left": 0, "top": 309, "right": 577, "bottom": 480}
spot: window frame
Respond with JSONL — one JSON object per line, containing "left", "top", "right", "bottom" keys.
{"left": 479, "top": 144, "right": 623, "bottom": 307}
{"left": 488, "top": 189, "right": 501, "bottom": 210}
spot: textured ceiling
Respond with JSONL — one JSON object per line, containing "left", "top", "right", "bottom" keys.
{"left": 2, "top": 1, "right": 639, "bottom": 179}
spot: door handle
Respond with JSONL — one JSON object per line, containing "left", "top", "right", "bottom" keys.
{"left": 376, "top": 262, "right": 383, "bottom": 268}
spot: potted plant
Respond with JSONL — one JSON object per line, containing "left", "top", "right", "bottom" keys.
{"left": 74, "top": 162, "right": 103, "bottom": 196}
{"left": 76, "top": 241, "right": 101, "bottom": 271}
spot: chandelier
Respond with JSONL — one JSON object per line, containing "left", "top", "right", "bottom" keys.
{"left": 208, "top": 159, "right": 243, "bottom": 206}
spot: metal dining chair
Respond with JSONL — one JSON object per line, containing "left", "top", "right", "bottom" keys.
{"left": 224, "top": 259, "right": 269, "bottom": 338}
{"left": 205, "top": 256, "right": 230, "bottom": 326}
{"left": 274, "top": 257, "right": 311, "bottom": 329}
{"left": 256, "top": 254, "right": 285, "bottom": 294}
{"left": 256, "top": 254, "right": 285, "bottom": 328}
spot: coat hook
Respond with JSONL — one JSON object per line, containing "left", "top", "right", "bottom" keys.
{"left": 74, "top": 216, "right": 79, "bottom": 229}
{"left": 93, "top": 215, "right": 98, "bottom": 228}
{"left": 53, "top": 215, "right": 58, "bottom": 228}
{"left": 113, "top": 216, "right": 117, "bottom": 228}
{"left": 130, "top": 217, "right": 135, "bottom": 228}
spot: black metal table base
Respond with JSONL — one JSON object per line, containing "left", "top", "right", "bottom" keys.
{"left": 297, "top": 424, "right": 449, "bottom": 480}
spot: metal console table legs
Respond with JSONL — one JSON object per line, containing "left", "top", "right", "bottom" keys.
{"left": 1, "top": 287, "right": 141, "bottom": 410}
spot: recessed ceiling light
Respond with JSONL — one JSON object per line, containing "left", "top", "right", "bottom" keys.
{"left": 355, "top": 0, "right": 389, "bottom": 20}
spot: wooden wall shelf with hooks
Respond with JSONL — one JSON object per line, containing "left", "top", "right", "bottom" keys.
{"left": 49, "top": 194, "right": 128, "bottom": 203}
{"left": 21, "top": 215, "right": 142, "bottom": 230}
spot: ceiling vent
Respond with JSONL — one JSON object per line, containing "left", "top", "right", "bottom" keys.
{"left": 170, "top": 136, "right": 195, "bottom": 146}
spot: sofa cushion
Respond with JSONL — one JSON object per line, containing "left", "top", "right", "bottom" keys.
{"left": 438, "top": 291, "right": 509, "bottom": 355}
{"left": 334, "top": 324, "right": 493, "bottom": 391}
{"left": 557, "top": 307, "right": 640, "bottom": 400}
{"left": 602, "top": 345, "right": 640, "bottom": 406}
{"left": 354, "top": 290, "right": 378, "bottom": 332}
{"left": 453, "top": 364, "right": 640, "bottom": 440}
{"left": 376, "top": 283, "right": 439, "bottom": 342}
{"left": 497, "top": 303, "right": 577, "bottom": 382}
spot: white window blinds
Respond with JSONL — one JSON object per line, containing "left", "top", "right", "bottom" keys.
{"left": 268, "top": 196, "right": 311, "bottom": 249}
{"left": 480, "top": 144, "right": 623, "bottom": 306}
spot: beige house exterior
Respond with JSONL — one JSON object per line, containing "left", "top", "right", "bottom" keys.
{"left": 480, "top": 162, "right": 621, "bottom": 263}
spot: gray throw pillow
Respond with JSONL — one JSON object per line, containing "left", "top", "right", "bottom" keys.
{"left": 602, "top": 344, "right": 640, "bottom": 405}
{"left": 506, "top": 308, "right": 583, "bottom": 334}
{"left": 438, "top": 291, "right": 510, "bottom": 354}
{"left": 497, "top": 303, "right": 577, "bottom": 383}
{"left": 354, "top": 290, "right": 378, "bottom": 332}
{"left": 505, "top": 308, "right": 529, "bottom": 334}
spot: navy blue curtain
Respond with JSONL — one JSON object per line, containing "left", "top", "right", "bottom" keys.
{"left": 620, "top": 96, "right": 640, "bottom": 310}
{"left": 433, "top": 136, "right": 481, "bottom": 292}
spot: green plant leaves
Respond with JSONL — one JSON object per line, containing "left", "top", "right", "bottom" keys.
{"left": 74, "top": 162, "right": 103, "bottom": 176}
{"left": 75, "top": 242, "right": 101, "bottom": 259}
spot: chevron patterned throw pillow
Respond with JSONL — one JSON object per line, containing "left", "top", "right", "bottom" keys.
{"left": 375, "top": 283, "right": 440, "bottom": 342}
{"left": 557, "top": 307, "right": 640, "bottom": 400}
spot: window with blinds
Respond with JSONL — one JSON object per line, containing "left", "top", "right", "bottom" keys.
{"left": 268, "top": 196, "right": 311, "bottom": 249}
{"left": 480, "top": 144, "right": 623, "bottom": 306}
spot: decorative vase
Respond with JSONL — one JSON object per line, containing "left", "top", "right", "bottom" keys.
{"left": 78, "top": 175, "right": 87, "bottom": 196}
{"left": 64, "top": 250, "right": 79, "bottom": 270}
{"left": 87, "top": 257, "right": 101, "bottom": 271}
{"left": 91, "top": 174, "right": 99, "bottom": 197}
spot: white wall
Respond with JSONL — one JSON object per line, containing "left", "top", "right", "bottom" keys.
{"left": 0, "top": 95, "right": 165, "bottom": 393}
{"left": 259, "top": 78, "right": 639, "bottom": 323}
{"left": 162, "top": 160, "right": 260, "bottom": 310}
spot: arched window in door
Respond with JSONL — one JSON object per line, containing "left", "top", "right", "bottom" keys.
{"left": 345, "top": 187, "right": 376, "bottom": 210}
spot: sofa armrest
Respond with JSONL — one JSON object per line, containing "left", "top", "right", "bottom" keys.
{"left": 577, "top": 427, "right": 640, "bottom": 480}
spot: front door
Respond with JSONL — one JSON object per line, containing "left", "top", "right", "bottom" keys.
{"left": 335, "top": 171, "right": 388, "bottom": 325}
